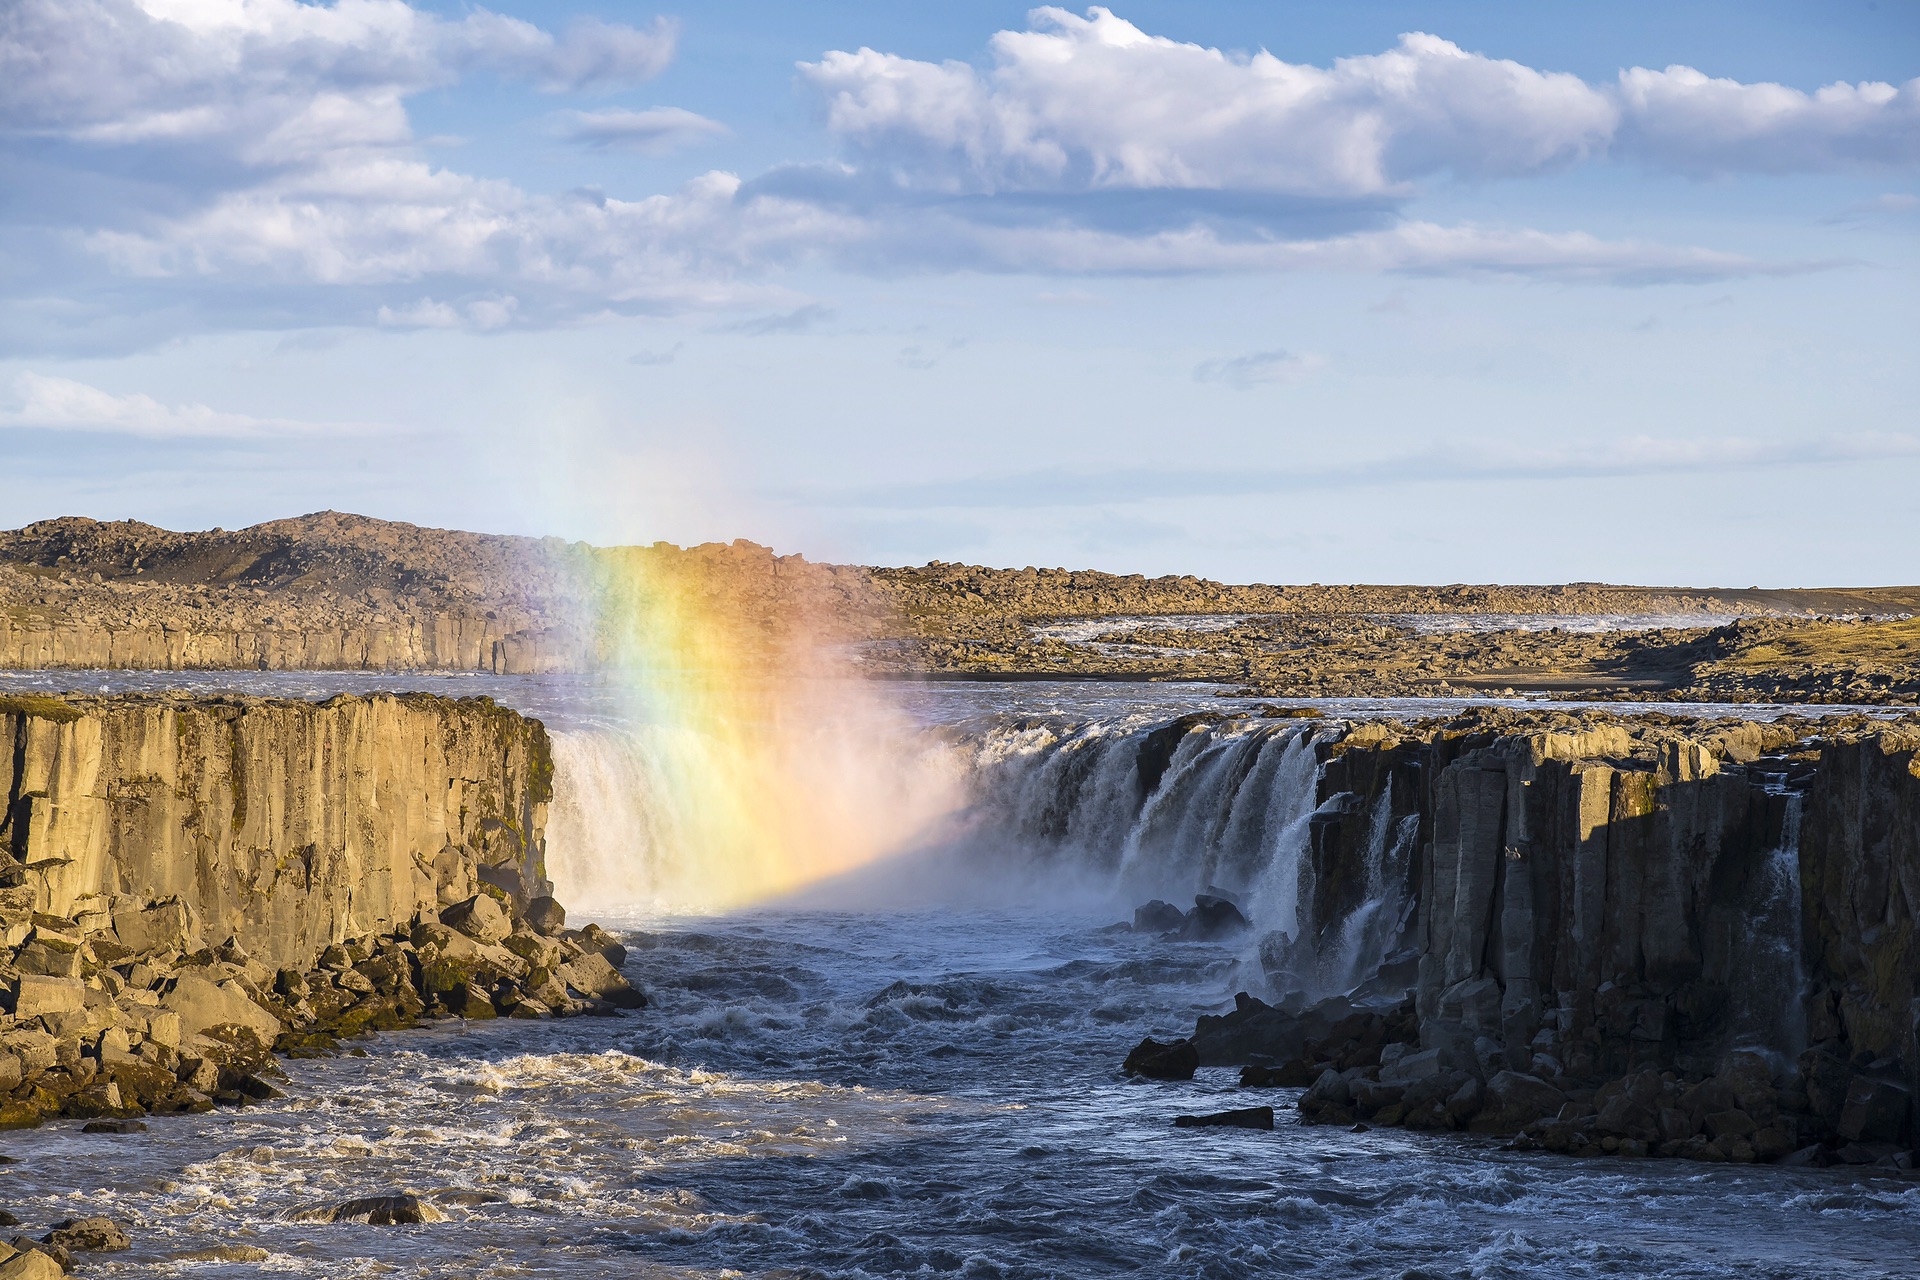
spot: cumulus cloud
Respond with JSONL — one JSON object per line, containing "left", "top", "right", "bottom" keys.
{"left": 0, "top": 2, "right": 1886, "bottom": 349}
{"left": 557, "top": 107, "right": 730, "bottom": 154}
{"left": 801, "top": 8, "right": 1920, "bottom": 196}
{"left": 0, "top": 371, "right": 335, "bottom": 436}
{"left": 1193, "top": 349, "right": 1324, "bottom": 388}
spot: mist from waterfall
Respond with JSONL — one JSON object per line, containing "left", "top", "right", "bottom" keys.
{"left": 546, "top": 711, "right": 1425, "bottom": 1004}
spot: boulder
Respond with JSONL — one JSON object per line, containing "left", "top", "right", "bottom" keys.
{"left": 440, "top": 895, "right": 511, "bottom": 945}
{"left": 1181, "top": 895, "right": 1249, "bottom": 940}
{"left": 161, "top": 974, "right": 282, "bottom": 1044}
{"left": 11, "top": 976, "right": 83, "bottom": 1019}
{"left": 523, "top": 896, "right": 566, "bottom": 937}
{"left": 1837, "top": 1077, "right": 1911, "bottom": 1144}
{"left": 44, "top": 1216, "right": 129, "bottom": 1252}
{"left": 1302, "top": 1067, "right": 1352, "bottom": 1109}
{"left": 1475, "top": 1072, "right": 1567, "bottom": 1134}
{"left": 555, "top": 954, "right": 644, "bottom": 1009}
{"left": 111, "top": 899, "right": 198, "bottom": 955}
{"left": 1378, "top": 1048, "right": 1446, "bottom": 1088}
{"left": 1133, "top": 901, "right": 1185, "bottom": 933}
{"left": 1173, "top": 1106, "right": 1274, "bottom": 1130}
{"left": 303, "top": 1194, "right": 446, "bottom": 1225}
{"left": 1122, "top": 1037, "right": 1198, "bottom": 1081}
{"left": 0, "top": 1248, "right": 62, "bottom": 1279}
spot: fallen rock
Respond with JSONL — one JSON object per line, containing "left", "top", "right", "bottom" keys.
{"left": 440, "top": 895, "right": 511, "bottom": 946}
{"left": 523, "top": 896, "right": 566, "bottom": 937}
{"left": 10, "top": 976, "right": 83, "bottom": 1020}
{"left": 1122, "top": 1037, "right": 1199, "bottom": 1081}
{"left": 162, "top": 974, "right": 282, "bottom": 1044}
{"left": 1174, "top": 1105, "right": 1274, "bottom": 1130}
{"left": 554, "top": 953, "right": 644, "bottom": 1009}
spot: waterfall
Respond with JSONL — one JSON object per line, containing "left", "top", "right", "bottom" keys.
{"left": 547, "top": 707, "right": 1414, "bottom": 1005}
{"left": 544, "top": 714, "right": 967, "bottom": 913}
{"left": 1726, "top": 791, "right": 1809, "bottom": 1061}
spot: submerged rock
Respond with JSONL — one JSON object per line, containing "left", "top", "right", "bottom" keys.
{"left": 296, "top": 1193, "right": 447, "bottom": 1225}
{"left": 1174, "top": 1105, "right": 1274, "bottom": 1130}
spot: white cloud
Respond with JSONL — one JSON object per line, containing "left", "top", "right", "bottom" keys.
{"left": 0, "top": 371, "right": 334, "bottom": 436}
{"left": 1194, "top": 349, "right": 1325, "bottom": 389}
{"left": 801, "top": 7, "right": 1920, "bottom": 195}
{"left": 557, "top": 107, "right": 730, "bottom": 154}
{"left": 0, "top": 2, "right": 1875, "bottom": 349}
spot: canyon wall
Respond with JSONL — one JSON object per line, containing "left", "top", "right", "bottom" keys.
{"left": 0, "top": 691, "right": 553, "bottom": 970}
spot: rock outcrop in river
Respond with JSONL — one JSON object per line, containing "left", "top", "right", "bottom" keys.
{"left": 1145, "top": 709, "right": 1918, "bottom": 1168}
{"left": 0, "top": 692, "right": 636, "bottom": 1130}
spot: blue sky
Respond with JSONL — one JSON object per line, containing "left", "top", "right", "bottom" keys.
{"left": 1, "top": 1, "right": 1915, "bottom": 584}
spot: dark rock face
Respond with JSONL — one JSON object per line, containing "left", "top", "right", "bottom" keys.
{"left": 1123, "top": 1037, "right": 1199, "bottom": 1081}
{"left": 1144, "top": 711, "right": 1920, "bottom": 1168}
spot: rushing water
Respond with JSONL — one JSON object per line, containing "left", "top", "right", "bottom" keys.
{"left": 7, "top": 909, "right": 1920, "bottom": 1278}
{"left": 0, "top": 671, "right": 1916, "bottom": 1275}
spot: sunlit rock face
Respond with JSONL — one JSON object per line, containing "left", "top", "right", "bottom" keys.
{"left": 0, "top": 691, "right": 553, "bottom": 970}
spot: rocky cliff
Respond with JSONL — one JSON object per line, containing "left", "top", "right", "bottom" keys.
{"left": 0, "top": 691, "right": 644, "bottom": 1134}
{"left": 0, "top": 691, "right": 553, "bottom": 968}
{"left": 1158, "top": 709, "right": 1920, "bottom": 1168}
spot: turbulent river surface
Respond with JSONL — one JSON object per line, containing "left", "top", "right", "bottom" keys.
{"left": 2, "top": 671, "right": 1918, "bottom": 1276}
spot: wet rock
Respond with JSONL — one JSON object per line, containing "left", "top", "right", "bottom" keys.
{"left": 1238, "top": 1058, "right": 1319, "bottom": 1088}
{"left": 300, "top": 1193, "right": 447, "bottom": 1225}
{"left": 1133, "top": 901, "right": 1185, "bottom": 934}
{"left": 1180, "top": 895, "right": 1249, "bottom": 940}
{"left": 80, "top": 1120, "right": 147, "bottom": 1134}
{"left": 1123, "top": 1037, "right": 1198, "bottom": 1081}
{"left": 1705, "top": 1110, "right": 1757, "bottom": 1141}
{"left": 1173, "top": 1105, "right": 1274, "bottom": 1130}
{"left": 44, "top": 1217, "right": 130, "bottom": 1252}
{"left": 555, "top": 953, "right": 644, "bottom": 1009}
{"left": 1301, "top": 1068, "right": 1352, "bottom": 1113}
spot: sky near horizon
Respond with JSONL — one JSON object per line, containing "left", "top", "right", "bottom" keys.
{"left": 1, "top": 1, "right": 1916, "bottom": 585}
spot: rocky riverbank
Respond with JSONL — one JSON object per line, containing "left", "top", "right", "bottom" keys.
{"left": 1123, "top": 708, "right": 1920, "bottom": 1172}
